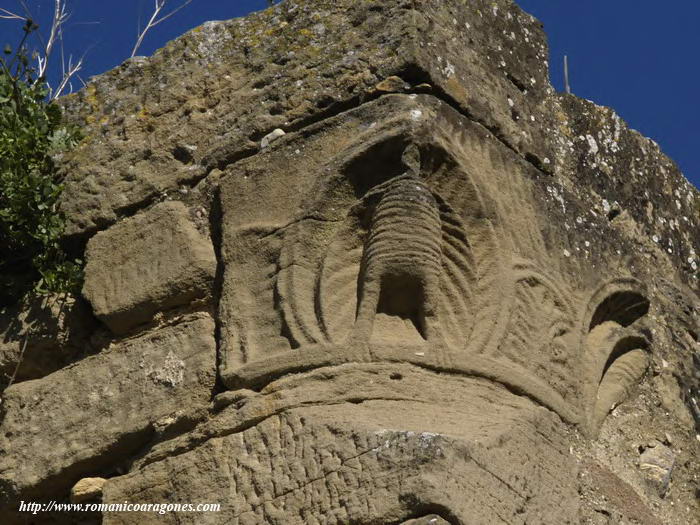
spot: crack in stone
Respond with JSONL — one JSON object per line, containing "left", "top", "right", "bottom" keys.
{"left": 259, "top": 215, "right": 345, "bottom": 241}
{"left": 135, "top": 396, "right": 432, "bottom": 470}
{"left": 468, "top": 454, "right": 528, "bottom": 501}
{"left": 231, "top": 440, "right": 385, "bottom": 519}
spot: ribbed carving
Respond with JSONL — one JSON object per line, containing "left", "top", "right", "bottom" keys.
{"left": 354, "top": 175, "right": 443, "bottom": 342}
{"left": 362, "top": 175, "right": 442, "bottom": 279}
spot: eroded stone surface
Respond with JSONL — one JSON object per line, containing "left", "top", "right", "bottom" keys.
{"left": 53, "top": 0, "right": 571, "bottom": 239}
{"left": 0, "top": 295, "right": 96, "bottom": 389}
{"left": 0, "top": 314, "right": 215, "bottom": 512}
{"left": 82, "top": 201, "right": 216, "bottom": 334}
{"left": 639, "top": 442, "right": 676, "bottom": 497}
{"left": 0, "top": 0, "right": 697, "bottom": 523}
{"left": 103, "top": 364, "right": 578, "bottom": 525}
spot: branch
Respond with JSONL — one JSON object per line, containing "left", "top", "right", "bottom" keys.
{"left": 0, "top": 8, "right": 24, "bottom": 20}
{"left": 131, "top": 0, "right": 192, "bottom": 58}
{"left": 37, "top": 0, "right": 71, "bottom": 79}
{"left": 51, "top": 52, "right": 83, "bottom": 99}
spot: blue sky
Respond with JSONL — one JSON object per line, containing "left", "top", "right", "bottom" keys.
{"left": 3, "top": 0, "right": 698, "bottom": 190}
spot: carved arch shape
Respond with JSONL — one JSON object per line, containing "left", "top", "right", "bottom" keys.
{"left": 580, "top": 278, "right": 651, "bottom": 436}
{"left": 275, "top": 141, "right": 501, "bottom": 357}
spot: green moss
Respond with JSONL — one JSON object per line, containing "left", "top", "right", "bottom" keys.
{"left": 0, "top": 28, "right": 83, "bottom": 305}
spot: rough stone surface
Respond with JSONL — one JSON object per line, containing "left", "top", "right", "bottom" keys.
{"left": 0, "top": 295, "right": 97, "bottom": 390}
{"left": 0, "top": 0, "right": 697, "bottom": 524}
{"left": 0, "top": 314, "right": 216, "bottom": 516}
{"left": 639, "top": 442, "right": 676, "bottom": 497}
{"left": 82, "top": 201, "right": 216, "bottom": 334}
{"left": 103, "top": 365, "right": 579, "bottom": 524}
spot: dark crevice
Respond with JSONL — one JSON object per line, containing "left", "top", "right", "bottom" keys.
{"left": 209, "top": 185, "right": 227, "bottom": 399}
{"left": 172, "top": 144, "right": 194, "bottom": 164}
{"left": 392, "top": 65, "right": 553, "bottom": 177}
{"left": 202, "top": 143, "right": 259, "bottom": 173}
{"left": 282, "top": 93, "right": 369, "bottom": 135}
{"left": 392, "top": 500, "right": 462, "bottom": 525}
{"left": 524, "top": 152, "right": 548, "bottom": 173}
{"left": 590, "top": 291, "right": 650, "bottom": 330}
{"left": 505, "top": 72, "right": 527, "bottom": 93}
{"left": 208, "top": 64, "right": 552, "bottom": 183}
{"left": 122, "top": 410, "right": 207, "bottom": 474}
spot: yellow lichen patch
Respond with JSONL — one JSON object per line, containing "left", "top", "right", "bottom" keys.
{"left": 555, "top": 111, "right": 573, "bottom": 137}
{"left": 555, "top": 110, "right": 568, "bottom": 123}
{"left": 85, "top": 84, "right": 101, "bottom": 115}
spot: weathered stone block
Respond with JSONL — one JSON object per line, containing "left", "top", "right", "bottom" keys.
{"left": 57, "top": 0, "right": 556, "bottom": 237}
{"left": 0, "top": 0, "right": 695, "bottom": 523}
{"left": 0, "top": 295, "right": 96, "bottom": 389}
{"left": 82, "top": 201, "right": 216, "bottom": 334}
{"left": 102, "top": 364, "right": 579, "bottom": 524}
{"left": 0, "top": 314, "right": 216, "bottom": 507}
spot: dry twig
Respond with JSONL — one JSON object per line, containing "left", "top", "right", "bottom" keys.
{"left": 131, "top": 0, "right": 192, "bottom": 57}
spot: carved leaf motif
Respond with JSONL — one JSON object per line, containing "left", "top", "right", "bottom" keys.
{"left": 582, "top": 282, "right": 651, "bottom": 436}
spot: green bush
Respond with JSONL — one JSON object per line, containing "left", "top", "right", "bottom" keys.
{"left": 0, "top": 20, "right": 82, "bottom": 305}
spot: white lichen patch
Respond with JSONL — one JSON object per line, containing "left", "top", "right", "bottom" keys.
{"left": 374, "top": 430, "right": 445, "bottom": 455}
{"left": 145, "top": 351, "right": 185, "bottom": 387}
{"left": 585, "top": 134, "right": 599, "bottom": 155}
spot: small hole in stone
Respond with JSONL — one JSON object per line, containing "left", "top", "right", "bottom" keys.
{"left": 172, "top": 145, "right": 194, "bottom": 164}
{"left": 390, "top": 372, "right": 403, "bottom": 380}
{"left": 607, "top": 208, "right": 621, "bottom": 221}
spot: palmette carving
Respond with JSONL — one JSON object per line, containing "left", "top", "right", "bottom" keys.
{"left": 220, "top": 138, "right": 653, "bottom": 433}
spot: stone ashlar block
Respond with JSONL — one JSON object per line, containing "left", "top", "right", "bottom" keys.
{"left": 82, "top": 201, "right": 216, "bottom": 334}
{"left": 0, "top": 314, "right": 216, "bottom": 506}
